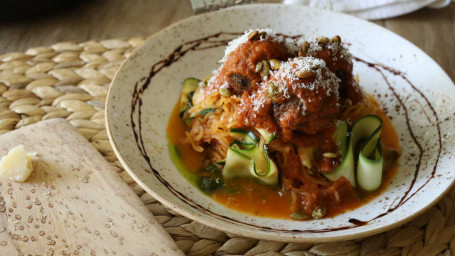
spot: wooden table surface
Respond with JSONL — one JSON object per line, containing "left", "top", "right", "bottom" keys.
{"left": 0, "top": 0, "right": 453, "bottom": 81}
{"left": 0, "top": 1, "right": 453, "bottom": 254}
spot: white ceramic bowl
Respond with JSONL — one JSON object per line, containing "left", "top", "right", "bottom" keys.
{"left": 106, "top": 4, "right": 455, "bottom": 242}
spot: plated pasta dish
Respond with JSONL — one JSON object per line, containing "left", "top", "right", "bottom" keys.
{"left": 167, "top": 29, "right": 400, "bottom": 220}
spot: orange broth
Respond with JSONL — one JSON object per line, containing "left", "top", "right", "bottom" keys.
{"left": 167, "top": 106, "right": 205, "bottom": 172}
{"left": 167, "top": 100, "right": 400, "bottom": 219}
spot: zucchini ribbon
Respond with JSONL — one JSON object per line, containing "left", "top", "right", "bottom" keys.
{"left": 323, "top": 115, "right": 383, "bottom": 191}
{"left": 222, "top": 129, "right": 279, "bottom": 186}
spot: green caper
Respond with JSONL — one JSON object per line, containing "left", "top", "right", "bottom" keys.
{"left": 312, "top": 206, "right": 326, "bottom": 219}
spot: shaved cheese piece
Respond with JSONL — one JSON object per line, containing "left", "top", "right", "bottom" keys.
{"left": 0, "top": 145, "right": 35, "bottom": 182}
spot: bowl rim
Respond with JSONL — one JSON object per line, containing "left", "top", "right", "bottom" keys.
{"left": 105, "top": 3, "right": 455, "bottom": 242}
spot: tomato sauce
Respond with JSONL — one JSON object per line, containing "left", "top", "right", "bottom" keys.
{"left": 167, "top": 100, "right": 400, "bottom": 219}
{"left": 212, "top": 179, "right": 293, "bottom": 218}
{"left": 167, "top": 106, "right": 204, "bottom": 172}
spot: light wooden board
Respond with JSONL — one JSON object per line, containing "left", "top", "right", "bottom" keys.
{"left": 0, "top": 119, "right": 183, "bottom": 256}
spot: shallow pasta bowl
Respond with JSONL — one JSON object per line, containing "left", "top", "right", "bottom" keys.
{"left": 106, "top": 4, "right": 455, "bottom": 242}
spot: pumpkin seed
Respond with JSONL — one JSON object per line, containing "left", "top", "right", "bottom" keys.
{"left": 255, "top": 61, "right": 263, "bottom": 72}
{"left": 260, "top": 60, "right": 270, "bottom": 78}
{"left": 332, "top": 35, "right": 341, "bottom": 44}
{"left": 317, "top": 36, "right": 329, "bottom": 45}
{"left": 323, "top": 152, "right": 337, "bottom": 158}
{"left": 291, "top": 211, "right": 308, "bottom": 220}
{"left": 301, "top": 41, "right": 309, "bottom": 53}
{"left": 269, "top": 59, "right": 281, "bottom": 70}
{"left": 267, "top": 81, "right": 282, "bottom": 97}
{"left": 296, "top": 69, "right": 314, "bottom": 79}
{"left": 312, "top": 206, "right": 326, "bottom": 219}
{"left": 219, "top": 88, "right": 230, "bottom": 97}
{"left": 248, "top": 30, "right": 259, "bottom": 41}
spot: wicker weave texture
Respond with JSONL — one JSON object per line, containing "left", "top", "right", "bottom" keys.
{"left": 0, "top": 38, "right": 454, "bottom": 256}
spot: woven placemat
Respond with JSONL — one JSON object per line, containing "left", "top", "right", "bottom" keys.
{"left": 0, "top": 38, "right": 454, "bottom": 256}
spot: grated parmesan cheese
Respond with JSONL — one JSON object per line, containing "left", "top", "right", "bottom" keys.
{"left": 273, "top": 57, "right": 340, "bottom": 98}
{"left": 220, "top": 28, "right": 300, "bottom": 63}
{"left": 305, "top": 39, "right": 353, "bottom": 64}
{"left": 251, "top": 93, "right": 265, "bottom": 112}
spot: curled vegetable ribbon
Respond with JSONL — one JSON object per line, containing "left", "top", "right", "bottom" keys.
{"left": 222, "top": 129, "right": 279, "bottom": 186}
{"left": 324, "top": 115, "right": 383, "bottom": 191}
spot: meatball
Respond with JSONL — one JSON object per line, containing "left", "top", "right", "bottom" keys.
{"left": 303, "top": 37, "right": 363, "bottom": 104}
{"left": 236, "top": 89, "right": 279, "bottom": 132}
{"left": 209, "top": 32, "right": 292, "bottom": 96}
{"left": 268, "top": 57, "right": 340, "bottom": 139}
